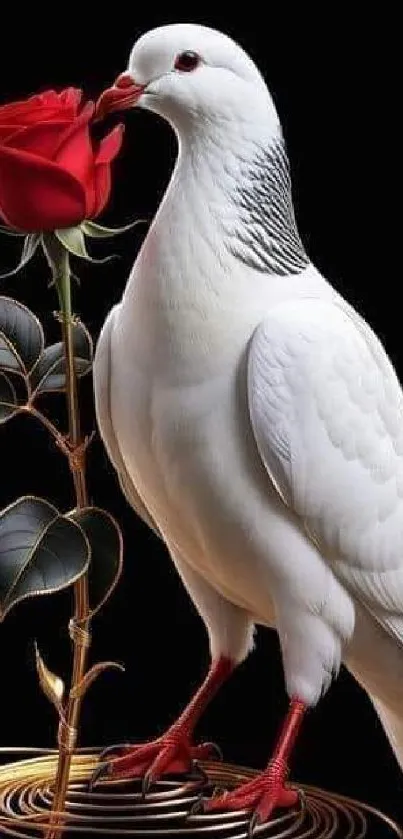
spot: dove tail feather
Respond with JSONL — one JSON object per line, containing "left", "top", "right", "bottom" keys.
{"left": 371, "top": 696, "right": 403, "bottom": 772}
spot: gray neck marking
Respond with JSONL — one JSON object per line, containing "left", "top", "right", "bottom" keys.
{"left": 226, "top": 136, "right": 309, "bottom": 276}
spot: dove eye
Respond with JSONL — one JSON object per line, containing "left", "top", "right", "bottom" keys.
{"left": 174, "top": 51, "right": 201, "bottom": 72}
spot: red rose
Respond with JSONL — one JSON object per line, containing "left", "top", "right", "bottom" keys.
{"left": 0, "top": 88, "right": 123, "bottom": 232}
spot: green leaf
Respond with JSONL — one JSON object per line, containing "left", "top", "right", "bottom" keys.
{"left": 81, "top": 219, "right": 146, "bottom": 239}
{"left": 0, "top": 496, "right": 90, "bottom": 622}
{"left": 68, "top": 507, "right": 123, "bottom": 616}
{"left": 30, "top": 320, "right": 93, "bottom": 396}
{"left": 0, "top": 234, "right": 41, "bottom": 278}
{"left": 0, "top": 296, "right": 44, "bottom": 377}
{"left": 55, "top": 227, "right": 113, "bottom": 263}
{"left": 0, "top": 373, "right": 19, "bottom": 424}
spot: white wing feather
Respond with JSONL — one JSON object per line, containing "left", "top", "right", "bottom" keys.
{"left": 248, "top": 298, "right": 403, "bottom": 644}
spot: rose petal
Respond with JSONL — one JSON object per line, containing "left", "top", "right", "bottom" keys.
{"left": 96, "top": 124, "right": 124, "bottom": 164}
{"left": 0, "top": 89, "right": 82, "bottom": 126}
{"left": 0, "top": 93, "right": 56, "bottom": 124}
{"left": 0, "top": 124, "right": 24, "bottom": 141}
{"left": 60, "top": 87, "right": 82, "bottom": 113}
{"left": 90, "top": 162, "right": 111, "bottom": 218}
{"left": 3, "top": 121, "right": 71, "bottom": 158}
{"left": 13, "top": 106, "right": 76, "bottom": 125}
{"left": 0, "top": 94, "right": 40, "bottom": 122}
{"left": 0, "top": 203, "right": 9, "bottom": 224}
{"left": 88, "top": 125, "right": 123, "bottom": 217}
{"left": 0, "top": 105, "right": 70, "bottom": 127}
{"left": 54, "top": 102, "right": 95, "bottom": 184}
{"left": 84, "top": 173, "right": 97, "bottom": 218}
{"left": 37, "top": 90, "right": 61, "bottom": 106}
{"left": 0, "top": 145, "right": 86, "bottom": 231}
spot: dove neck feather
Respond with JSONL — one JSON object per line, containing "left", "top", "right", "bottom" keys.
{"left": 224, "top": 135, "right": 309, "bottom": 276}
{"left": 175, "top": 102, "right": 308, "bottom": 273}
{"left": 126, "top": 103, "right": 309, "bottom": 312}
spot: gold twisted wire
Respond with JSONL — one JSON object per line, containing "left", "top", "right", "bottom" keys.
{"left": 57, "top": 719, "right": 77, "bottom": 754}
{"left": 68, "top": 617, "right": 91, "bottom": 649}
{"left": 0, "top": 749, "right": 401, "bottom": 838}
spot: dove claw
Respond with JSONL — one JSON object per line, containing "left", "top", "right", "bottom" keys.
{"left": 248, "top": 811, "right": 260, "bottom": 839}
{"left": 189, "top": 759, "right": 209, "bottom": 786}
{"left": 99, "top": 742, "right": 131, "bottom": 761}
{"left": 203, "top": 741, "right": 223, "bottom": 762}
{"left": 187, "top": 793, "right": 205, "bottom": 818}
{"left": 92, "top": 734, "right": 221, "bottom": 785}
{"left": 201, "top": 767, "right": 299, "bottom": 830}
{"left": 88, "top": 761, "right": 110, "bottom": 791}
{"left": 141, "top": 770, "right": 153, "bottom": 799}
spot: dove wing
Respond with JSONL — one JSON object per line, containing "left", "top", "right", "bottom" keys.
{"left": 247, "top": 297, "right": 403, "bottom": 645}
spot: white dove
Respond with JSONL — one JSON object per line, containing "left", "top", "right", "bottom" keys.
{"left": 92, "top": 22, "right": 403, "bottom": 830}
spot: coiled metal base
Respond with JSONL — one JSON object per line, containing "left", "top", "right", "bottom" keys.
{"left": 0, "top": 748, "right": 401, "bottom": 837}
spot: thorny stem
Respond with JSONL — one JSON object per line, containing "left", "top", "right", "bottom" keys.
{"left": 42, "top": 236, "right": 91, "bottom": 839}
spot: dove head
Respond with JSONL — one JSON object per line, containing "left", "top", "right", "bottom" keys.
{"left": 98, "top": 24, "right": 279, "bottom": 140}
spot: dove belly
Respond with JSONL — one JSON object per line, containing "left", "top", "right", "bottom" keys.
{"left": 109, "top": 345, "right": 285, "bottom": 626}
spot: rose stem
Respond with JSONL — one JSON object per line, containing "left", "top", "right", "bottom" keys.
{"left": 43, "top": 236, "right": 91, "bottom": 839}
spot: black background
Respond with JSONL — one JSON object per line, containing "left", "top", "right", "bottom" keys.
{"left": 0, "top": 5, "right": 402, "bottom": 833}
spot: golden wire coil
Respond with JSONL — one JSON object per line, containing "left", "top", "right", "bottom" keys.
{"left": 0, "top": 748, "right": 401, "bottom": 838}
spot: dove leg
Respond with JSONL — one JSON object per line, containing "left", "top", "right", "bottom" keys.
{"left": 201, "top": 557, "right": 352, "bottom": 833}
{"left": 91, "top": 552, "right": 254, "bottom": 788}
{"left": 202, "top": 697, "right": 305, "bottom": 830}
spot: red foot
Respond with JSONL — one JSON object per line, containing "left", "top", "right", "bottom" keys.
{"left": 202, "top": 759, "right": 299, "bottom": 832}
{"left": 91, "top": 657, "right": 233, "bottom": 792}
{"left": 93, "top": 730, "right": 219, "bottom": 788}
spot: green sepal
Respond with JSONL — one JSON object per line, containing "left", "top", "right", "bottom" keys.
{"left": 81, "top": 218, "right": 146, "bottom": 239}
{"left": 55, "top": 227, "right": 113, "bottom": 263}
{"left": 0, "top": 234, "right": 41, "bottom": 279}
{"left": 0, "top": 225, "right": 25, "bottom": 238}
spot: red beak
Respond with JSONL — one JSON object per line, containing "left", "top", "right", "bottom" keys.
{"left": 95, "top": 73, "right": 146, "bottom": 120}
